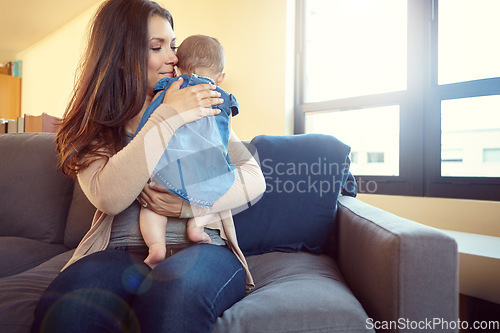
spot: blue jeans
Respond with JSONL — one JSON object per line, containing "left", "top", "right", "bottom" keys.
{"left": 31, "top": 244, "right": 246, "bottom": 333}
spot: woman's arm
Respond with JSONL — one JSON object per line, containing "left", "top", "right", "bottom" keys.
{"left": 142, "top": 128, "right": 266, "bottom": 217}
{"left": 204, "top": 129, "right": 266, "bottom": 213}
{"left": 77, "top": 104, "right": 221, "bottom": 215}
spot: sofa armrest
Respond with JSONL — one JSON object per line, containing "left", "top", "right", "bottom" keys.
{"left": 335, "top": 196, "right": 458, "bottom": 332}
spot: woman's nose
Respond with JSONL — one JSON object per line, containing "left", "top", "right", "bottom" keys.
{"left": 165, "top": 49, "right": 178, "bottom": 65}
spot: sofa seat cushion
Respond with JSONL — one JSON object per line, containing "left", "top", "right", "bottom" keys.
{"left": 0, "top": 237, "right": 69, "bottom": 278}
{"left": 0, "top": 250, "right": 73, "bottom": 333}
{"left": 0, "top": 251, "right": 373, "bottom": 333}
{"left": 214, "top": 251, "right": 373, "bottom": 333}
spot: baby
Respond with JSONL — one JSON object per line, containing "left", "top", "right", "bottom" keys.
{"left": 135, "top": 35, "right": 239, "bottom": 268}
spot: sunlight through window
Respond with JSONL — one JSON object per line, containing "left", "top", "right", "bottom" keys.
{"left": 438, "top": 0, "right": 500, "bottom": 85}
{"left": 303, "top": 0, "right": 407, "bottom": 102}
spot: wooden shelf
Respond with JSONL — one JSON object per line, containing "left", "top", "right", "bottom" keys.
{"left": 0, "top": 74, "right": 21, "bottom": 120}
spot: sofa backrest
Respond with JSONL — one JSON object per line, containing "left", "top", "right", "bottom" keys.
{"left": 0, "top": 133, "right": 94, "bottom": 247}
{"left": 64, "top": 180, "right": 96, "bottom": 248}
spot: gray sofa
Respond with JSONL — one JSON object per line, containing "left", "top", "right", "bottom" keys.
{"left": 0, "top": 133, "right": 459, "bottom": 332}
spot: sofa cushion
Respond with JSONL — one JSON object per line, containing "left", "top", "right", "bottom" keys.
{"left": 214, "top": 251, "right": 372, "bottom": 332}
{"left": 0, "top": 236, "right": 69, "bottom": 278}
{"left": 233, "top": 134, "right": 351, "bottom": 255}
{"left": 64, "top": 180, "right": 96, "bottom": 249}
{"left": 0, "top": 250, "right": 74, "bottom": 333}
{"left": 0, "top": 133, "right": 74, "bottom": 244}
{"left": 0, "top": 251, "right": 372, "bottom": 333}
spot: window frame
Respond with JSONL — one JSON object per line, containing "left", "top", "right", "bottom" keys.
{"left": 295, "top": 0, "right": 500, "bottom": 201}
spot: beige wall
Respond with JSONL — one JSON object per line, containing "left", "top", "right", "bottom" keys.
{"left": 17, "top": 4, "right": 98, "bottom": 118}
{"left": 358, "top": 194, "right": 500, "bottom": 237}
{"left": 13, "top": 0, "right": 500, "bottom": 235}
{"left": 163, "top": 0, "right": 294, "bottom": 140}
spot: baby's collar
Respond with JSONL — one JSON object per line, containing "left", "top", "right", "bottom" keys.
{"left": 190, "top": 73, "right": 215, "bottom": 85}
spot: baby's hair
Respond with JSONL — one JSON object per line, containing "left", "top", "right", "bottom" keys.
{"left": 177, "top": 34, "right": 225, "bottom": 75}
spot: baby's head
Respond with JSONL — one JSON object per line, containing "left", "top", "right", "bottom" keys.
{"left": 176, "top": 34, "right": 226, "bottom": 85}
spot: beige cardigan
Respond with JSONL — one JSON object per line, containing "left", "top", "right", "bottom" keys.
{"left": 63, "top": 104, "right": 266, "bottom": 291}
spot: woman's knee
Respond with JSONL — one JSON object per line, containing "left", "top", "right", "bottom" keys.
{"left": 149, "top": 245, "right": 245, "bottom": 310}
{"left": 131, "top": 245, "right": 246, "bottom": 332}
{"left": 150, "top": 244, "right": 243, "bottom": 286}
{"left": 32, "top": 250, "right": 149, "bottom": 333}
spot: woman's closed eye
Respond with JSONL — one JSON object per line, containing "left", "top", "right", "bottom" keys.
{"left": 150, "top": 46, "right": 176, "bottom": 52}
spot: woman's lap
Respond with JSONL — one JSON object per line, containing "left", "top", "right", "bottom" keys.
{"left": 32, "top": 244, "right": 246, "bottom": 333}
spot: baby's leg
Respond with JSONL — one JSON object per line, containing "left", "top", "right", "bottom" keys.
{"left": 140, "top": 207, "right": 167, "bottom": 269}
{"left": 186, "top": 214, "right": 216, "bottom": 244}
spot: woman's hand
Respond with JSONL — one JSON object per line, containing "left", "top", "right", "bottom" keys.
{"left": 137, "top": 182, "right": 183, "bottom": 217}
{"left": 163, "top": 77, "right": 223, "bottom": 112}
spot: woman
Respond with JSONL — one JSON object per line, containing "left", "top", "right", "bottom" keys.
{"left": 31, "top": 0, "right": 265, "bottom": 332}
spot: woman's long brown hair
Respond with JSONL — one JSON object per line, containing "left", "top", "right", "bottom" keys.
{"left": 56, "top": 0, "right": 173, "bottom": 177}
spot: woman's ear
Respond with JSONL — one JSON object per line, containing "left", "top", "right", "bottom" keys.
{"left": 216, "top": 72, "right": 227, "bottom": 86}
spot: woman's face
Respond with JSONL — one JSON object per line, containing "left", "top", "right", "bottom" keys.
{"left": 147, "top": 15, "right": 178, "bottom": 96}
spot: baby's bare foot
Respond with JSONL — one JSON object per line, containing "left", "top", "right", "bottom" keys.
{"left": 144, "top": 243, "right": 166, "bottom": 269}
{"left": 187, "top": 226, "right": 212, "bottom": 244}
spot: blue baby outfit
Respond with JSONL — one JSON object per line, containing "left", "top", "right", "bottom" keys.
{"left": 135, "top": 74, "right": 239, "bottom": 207}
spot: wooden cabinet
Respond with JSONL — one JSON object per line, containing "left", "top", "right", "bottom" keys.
{"left": 0, "top": 74, "right": 21, "bottom": 120}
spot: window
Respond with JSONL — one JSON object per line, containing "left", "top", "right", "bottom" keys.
{"left": 305, "top": 105, "right": 399, "bottom": 176}
{"left": 295, "top": 0, "right": 500, "bottom": 200}
{"left": 302, "top": 0, "right": 407, "bottom": 102}
{"left": 441, "top": 149, "right": 463, "bottom": 163}
{"left": 367, "top": 153, "right": 385, "bottom": 164}
{"left": 483, "top": 149, "right": 500, "bottom": 163}
{"left": 438, "top": 0, "right": 500, "bottom": 85}
{"left": 441, "top": 95, "right": 500, "bottom": 177}
{"left": 350, "top": 152, "right": 359, "bottom": 164}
